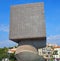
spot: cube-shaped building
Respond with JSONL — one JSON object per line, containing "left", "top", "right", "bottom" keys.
{"left": 9, "top": 3, "right": 46, "bottom": 48}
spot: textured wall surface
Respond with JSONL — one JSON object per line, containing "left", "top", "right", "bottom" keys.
{"left": 9, "top": 3, "right": 46, "bottom": 41}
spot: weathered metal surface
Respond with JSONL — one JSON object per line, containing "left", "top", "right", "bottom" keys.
{"left": 9, "top": 3, "right": 46, "bottom": 41}
{"left": 10, "top": 3, "right": 46, "bottom": 61}
{"left": 18, "top": 39, "right": 46, "bottom": 48}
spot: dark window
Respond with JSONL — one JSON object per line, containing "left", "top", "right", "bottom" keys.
{"left": 53, "top": 50, "right": 58, "bottom": 55}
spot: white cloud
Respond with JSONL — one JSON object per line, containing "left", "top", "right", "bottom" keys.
{"left": 0, "top": 40, "right": 18, "bottom": 48}
{"left": 47, "top": 35, "right": 60, "bottom": 45}
{"left": 47, "top": 35, "right": 60, "bottom": 40}
{"left": 0, "top": 24, "right": 9, "bottom": 32}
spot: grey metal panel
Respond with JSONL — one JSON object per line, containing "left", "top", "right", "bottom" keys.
{"left": 19, "top": 39, "right": 46, "bottom": 48}
{"left": 9, "top": 3, "right": 46, "bottom": 40}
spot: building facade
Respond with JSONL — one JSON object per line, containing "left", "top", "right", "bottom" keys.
{"left": 53, "top": 46, "right": 60, "bottom": 61}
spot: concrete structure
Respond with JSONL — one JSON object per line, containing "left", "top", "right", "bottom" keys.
{"left": 9, "top": 2, "right": 46, "bottom": 61}
{"left": 10, "top": 2, "right": 46, "bottom": 40}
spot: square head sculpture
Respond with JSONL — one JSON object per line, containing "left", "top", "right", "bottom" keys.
{"left": 9, "top": 2, "right": 46, "bottom": 48}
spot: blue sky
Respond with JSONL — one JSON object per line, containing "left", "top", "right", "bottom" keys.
{"left": 0, "top": 0, "right": 60, "bottom": 48}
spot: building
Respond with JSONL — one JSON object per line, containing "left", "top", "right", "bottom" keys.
{"left": 8, "top": 48, "right": 16, "bottom": 53}
{"left": 53, "top": 46, "right": 60, "bottom": 61}
{"left": 9, "top": 2, "right": 46, "bottom": 48}
{"left": 9, "top": 2, "right": 46, "bottom": 61}
{"left": 38, "top": 43, "right": 54, "bottom": 61}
